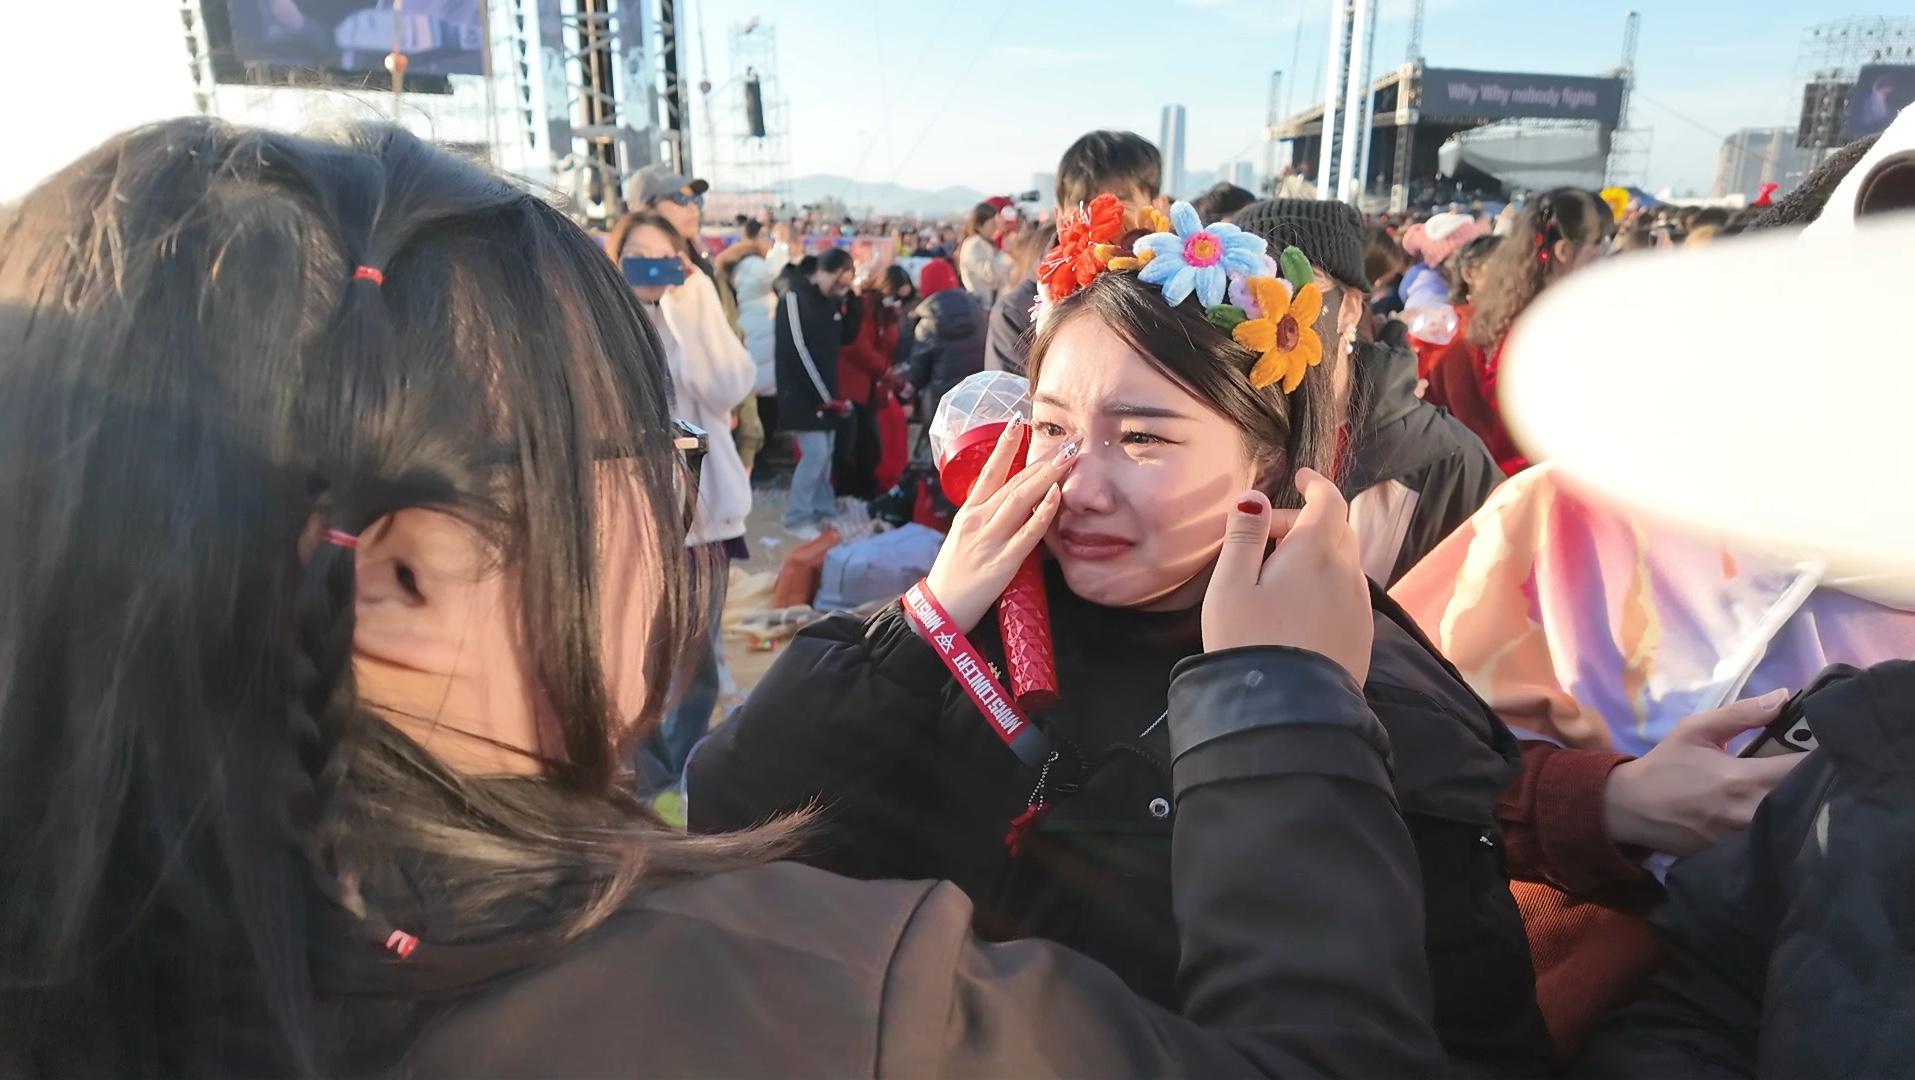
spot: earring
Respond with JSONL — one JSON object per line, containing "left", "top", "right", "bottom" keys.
{"left": 1102, "top": 440, "right": 1112, "bottom": 447}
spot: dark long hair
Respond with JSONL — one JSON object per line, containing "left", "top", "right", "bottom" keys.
{"left": 779, "top": 246, "right": 853, "bottom": 294}
{"left": 1442, "top": 233, "right": 1502, "bottom": 306}
{"left": 1026, "top": 271, "right": 1340, "bottom": 508}
{"left": 0, "top": 118, "right": 798, "bottom": 1077}
{"left": 606, "top": 208, "right": 684, "bottom": 261}
{"left": 1467, "top": 187, "right": 1613, "bottom": 347}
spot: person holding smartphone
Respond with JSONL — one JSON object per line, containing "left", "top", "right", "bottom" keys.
{"left": 607, "top": 211, "right": 756, "bottom": 799}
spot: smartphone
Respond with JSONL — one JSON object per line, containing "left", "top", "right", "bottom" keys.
{"left": 1737, "top": 664, "right": 1861, "bottom": 758}
{"left": 623, "top": 256, "right": 686, "bottom": 288}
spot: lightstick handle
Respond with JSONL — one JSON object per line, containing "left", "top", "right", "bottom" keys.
{"left": 997, "top": 552, "right": 1058, "bottom": 713}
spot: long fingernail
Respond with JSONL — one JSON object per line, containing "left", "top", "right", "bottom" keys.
{"left": 1761, "top": 688, "right": 1789, "bottom": 707}
{"left": 1052, "top": 434, "right": 1083, "bottom": 465}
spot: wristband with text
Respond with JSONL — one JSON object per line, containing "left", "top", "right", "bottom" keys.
{"left": 902, "top": 580, "right": 1051, "bottom": 768}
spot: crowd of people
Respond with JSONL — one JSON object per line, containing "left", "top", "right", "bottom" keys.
{"left": 1, "top": 95, "right": 1912, "bottom": 1079}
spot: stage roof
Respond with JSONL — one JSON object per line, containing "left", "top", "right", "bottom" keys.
{"left": 1273, "top": 64, "right": 1626, "bottom": 140}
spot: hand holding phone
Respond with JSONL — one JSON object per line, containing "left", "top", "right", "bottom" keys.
{"left": 1604, "top": 691, "right": 1807, "bottom": 855}
{"left": 1739, "top": 665, "right": 1860, "bottom": 758}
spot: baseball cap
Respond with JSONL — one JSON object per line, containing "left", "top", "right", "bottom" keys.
{"left": 627, "top": 164, "right": 710, "bottom": 206}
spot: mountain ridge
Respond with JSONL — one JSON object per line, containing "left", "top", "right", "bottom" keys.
{"left": 781, "top": 173, "right": 992, "bottom": 216}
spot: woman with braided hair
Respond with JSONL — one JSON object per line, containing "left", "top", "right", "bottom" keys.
{"left": 1425, "top": 188, "right": 1614, "bottom": 476}
{"left": 0, "top": 118, "right": 1445, "bottom": 1077}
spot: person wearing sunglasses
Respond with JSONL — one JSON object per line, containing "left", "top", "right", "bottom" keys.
{"left": 631, "top": 164, "right": 708, "bottom": 238}
{"left": 628, "top": 165, "right": 767, "bottom": 550}
{"left": 605, "top": 208, "right": 757, "bottom": 804}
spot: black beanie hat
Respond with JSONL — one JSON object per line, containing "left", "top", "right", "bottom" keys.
{"left": 1229, "top": 198, "right": 1368, "bottom": 291}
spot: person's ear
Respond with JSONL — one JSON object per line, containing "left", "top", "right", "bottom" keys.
{"left": 351, "top": 509, "right": 504, "bottom": 678}
{"left": 1552, "top": 237, "right": 1576, "bottom": 268}
{"left": 1151, "top": 193, "right": 1172, "bottom": 215}
{"left": 1336, "top": 284, "right": 1367, "bottom": 342}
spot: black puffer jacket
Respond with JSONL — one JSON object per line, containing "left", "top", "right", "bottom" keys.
{"left": 906, "top": 286, "right": 987, "bottom": 423}
{"left": 691, "top": 564, "right": 1553, "bottom": 1077}
{"left": 1343, "top": 325, "right": 1501, "bottom": 585}
{"left": 774, "top": 276, "right": 859, "bottom": 432}
{"left": 1577, "top": 660, "right": 1915, "bottom": 1079}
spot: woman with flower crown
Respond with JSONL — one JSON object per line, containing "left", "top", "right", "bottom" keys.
{"left": 693, "top": 197, "right": 1556, "bottom": 1076}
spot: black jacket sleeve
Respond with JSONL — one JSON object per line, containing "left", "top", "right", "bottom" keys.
{"left": 1572, "top": 753, "right": 1833, "bottom": 1079}
{"left": 906, "top": 307, "right": 940, "bottom": 392}
{"left": 880, "top": 646, "right": 1445, "bottom": 1077}
{"left": 687, "top": 603, "right": 947, "bottom": 869}
{"left": 985, "top": 277, "right": 1035, "bottom": 376}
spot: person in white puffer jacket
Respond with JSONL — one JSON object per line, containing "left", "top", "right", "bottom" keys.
{"left": 609, "top": 209, "right": 758, "bottom": 793}
{"left": 729, "top": 219, "right": 789, "bottom": 437}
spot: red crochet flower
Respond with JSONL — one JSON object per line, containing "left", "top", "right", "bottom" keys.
{"left": 1038, "top": 193, "right": 1125, "bottom": 301}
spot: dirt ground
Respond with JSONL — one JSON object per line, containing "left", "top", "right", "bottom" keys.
{"left": 716, "top": 479, "right": 803, "bottom": 701}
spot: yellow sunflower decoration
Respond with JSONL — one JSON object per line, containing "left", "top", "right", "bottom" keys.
{"left": 1233, "top": 277, "right": 1324, "bottom": 393}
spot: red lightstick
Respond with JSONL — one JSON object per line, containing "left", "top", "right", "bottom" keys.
{"left": 929, "top": 372, "right": 1059, "bottom": 712}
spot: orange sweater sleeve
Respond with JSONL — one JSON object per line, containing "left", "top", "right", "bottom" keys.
{"left": 1498, "top": 741, "right": 1650, "bottom": 894}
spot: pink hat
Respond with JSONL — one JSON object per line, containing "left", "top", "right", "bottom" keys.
{"left": 1400, "top": 222, "right": 1428, "bottom": 257}
{"left": 1413, "top": 212, "right": 1482, "bottom": 267}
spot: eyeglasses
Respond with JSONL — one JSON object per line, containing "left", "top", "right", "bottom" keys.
{"left": 669, "top": 419, "right": 709, "bottom": 478}
{"left": 589, "top": 420, "right": 708, "bottom": 537}
{"left": 658, "top": 191, "right": 705, "bottom": 209}
{"left": 481, "top": 419, "right": 706, "bottom": 503}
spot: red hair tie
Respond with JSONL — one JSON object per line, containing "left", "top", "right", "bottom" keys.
{"left": 352, "top": 265, "right": 384, "bottom": 286}
{"left": 323, "top": 529, "right": 358, "bottom": 549}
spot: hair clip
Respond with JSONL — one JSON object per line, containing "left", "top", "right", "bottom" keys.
{"left": 323, "top": 529, "right": 359, "bottom": 549}
{"left": 352, "top": 265, "right": 385, "bottom": 286}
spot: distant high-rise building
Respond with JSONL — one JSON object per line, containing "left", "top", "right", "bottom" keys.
{"left": 1158, "top": 105, "right": 1188, "bottom": 198}
{"left": 1711, "top": 128, "right": 1817, "bottom": 200}
{"left": 1229, "top": 161, "right": 1257, "bottom": 190}
{"left": 1031, "top": 172, "right": 1057, "bottom": 203}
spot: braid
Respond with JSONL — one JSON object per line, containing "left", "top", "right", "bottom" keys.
{"left": 285, "top": 518, "right": 400, "bottom": 945}
{"left": 282, "top": 173, "right": 417, "bottom": 956}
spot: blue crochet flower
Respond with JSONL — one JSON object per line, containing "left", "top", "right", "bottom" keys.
{"left": 1135, "top": 201, "right": 1273, "bottom": 307}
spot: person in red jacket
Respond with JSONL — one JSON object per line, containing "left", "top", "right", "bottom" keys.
{"left": 1425, "top": 189, "right": 1613, "bottom": 476}
{"left": 833, "top": 267, "right": 911, "bottom": 499}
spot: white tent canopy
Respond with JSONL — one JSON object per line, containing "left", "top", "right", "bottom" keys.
{"left": 1438, "top": 125, "right": 1608, "bottom": 192}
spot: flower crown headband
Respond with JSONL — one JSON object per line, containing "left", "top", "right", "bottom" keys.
{"left": 1036, "top": 195, "right": 1324, "bottom": 393}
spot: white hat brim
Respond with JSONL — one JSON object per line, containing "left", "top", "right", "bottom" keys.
{"left": 1500, "top": 212, "right": 1915, "bottom": 607}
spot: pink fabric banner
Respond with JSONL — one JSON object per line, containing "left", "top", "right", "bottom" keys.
{"left": 1392, "top": 464, "right": 1915, "bottom": 756}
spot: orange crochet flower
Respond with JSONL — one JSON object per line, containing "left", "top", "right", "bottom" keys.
{"left": 1038, "top": 193, "right": 1126, "bottom": 300}
{"left": 1233, "top": 277, "right": 1323, "bottom": 393}
{"left": 1125, "top": 205, "right": 1171, "bottom": 235}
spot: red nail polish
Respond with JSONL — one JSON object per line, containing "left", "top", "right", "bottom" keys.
{"left": 1236, "top": 499, "right": 1263, "bottom": 514}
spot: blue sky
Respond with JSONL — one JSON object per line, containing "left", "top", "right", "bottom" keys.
{"left": 685, "top": 0, "right": 1909, "bottom": 197}
{"left": 2, "top": 2, "right": 1909, "bottom": 201}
